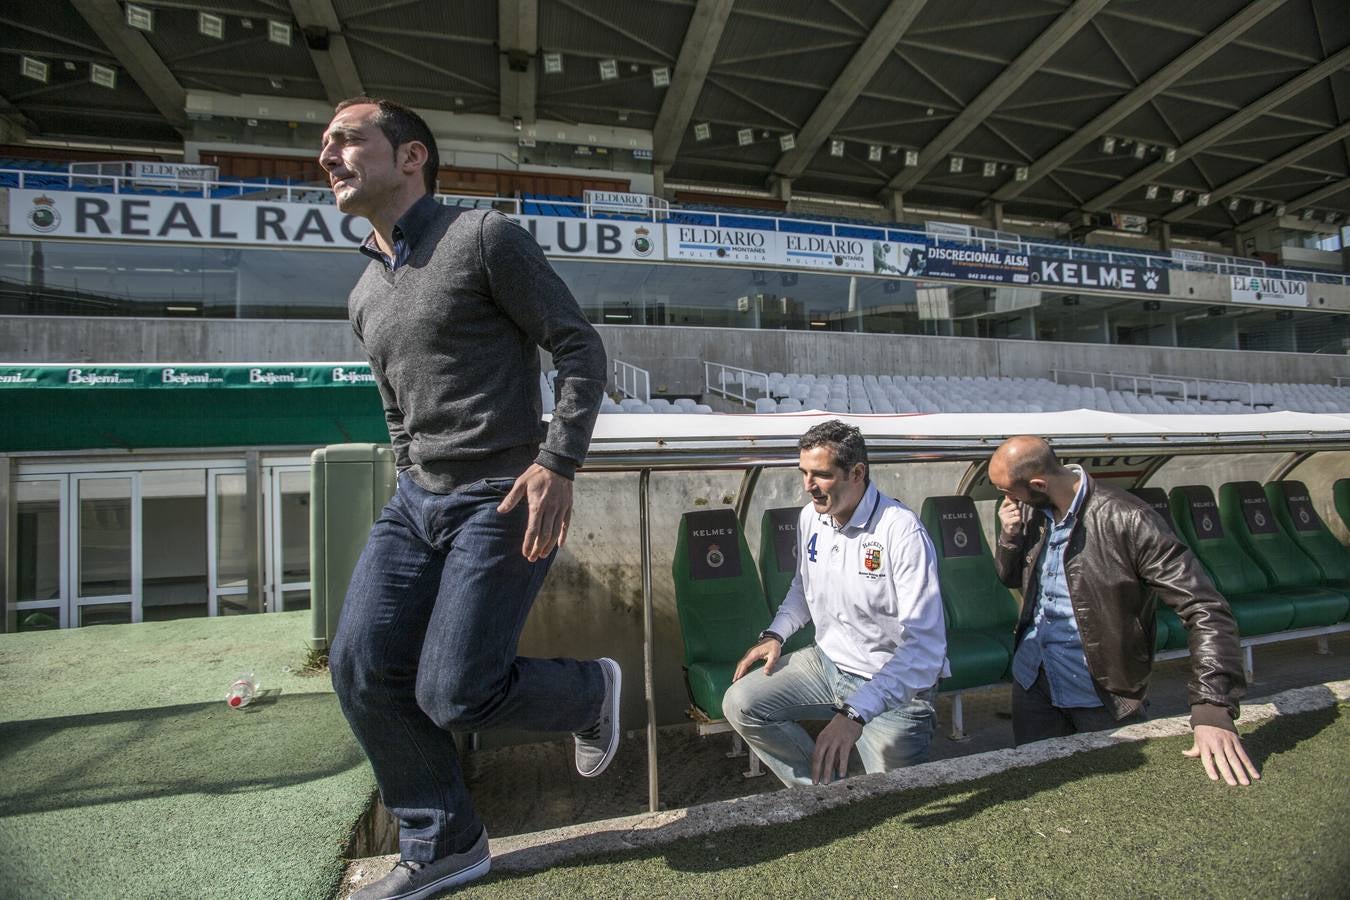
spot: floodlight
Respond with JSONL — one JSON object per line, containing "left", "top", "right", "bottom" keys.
{"left": 1101, "top": 136, "right": 1115, "bottom": 153}
{"left": 1196, "top": 193, "right": 1210, "bottom": 207}
{"left": 869, "top": 144, "right": 883, "bottom": 162}
{"left": 904, "top": 149, "right": 919, "bottom": 167}
{"left": 949, "top": 156, "right": 964, "bottom": 173}
{"left": 1015, "top": 166, "right": 1028, "bottom": 182}
{"left": 1144, "top": 185, "right": 1158, "bottom": 200}
{"left": 268, "top": 20, "right": 291, "bottom": 46}
{"left": 1164, "top": 148, "right": 1176, "bottom": 163}
{"left": 1171, "top": 188, "right": 1186, "bottom": 203}
{"left": 1275, "top": 204, "right": 1286, "bottom": 216}
{"left": 1251, "top": 200, "right": 1265, "bottom": 214}
{"left": 20, "top": 56, "right": 48, "bottom": 83}
{"left": 543, "top": 52, "right": 563, "bottom": 74}
{"left": 694, "top": 122, "right": 710, "bottom": 141}
{"left": 199, "top": 12, "right": 224, "bottom": 39}
{"left": 90, "top": 63, "right": 116, "bottom": 89}
{"left": 830, "top": 139, "right": 845, "bottom": 157}
{"left": 1301, "top": 208, "right": 1315, "bottom": 220}
{"left": 126, "top": 4, "right": 153, "bottom": 31}
{"left": 982, "top": 161, "right": 997, "bottom": 177}
{"left": 779, "top": 133, "right": 796, "bottom": 152}
{"left": 651, "top": 66, "right": 670, "bottom": 88}
{"left": 737, "top": 128, "right": 753, "bottom": 146}
{"left": 1227, "top": 198, "right": 1240, "bottom": 213}
{"left": 1133, "top": 143, "right": 1146, "bottom": 159}
{"left": 599, "top": 59, "right": 618, "bottom": 81}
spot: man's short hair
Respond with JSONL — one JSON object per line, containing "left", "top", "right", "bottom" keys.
{"left": 1005, "top": 440, "right": 1063, "bottom": 487}
{"left": 799, "top": 419, "right": 868, "bottom": 479}
{"left": 335, "top": 96, "right": 439, "bottom": 195}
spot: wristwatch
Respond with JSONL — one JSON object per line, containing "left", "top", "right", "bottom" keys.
{"left": 757, "top": 629, "right": 784, "bottom": 645}
{"left": 832, "top": 703, "right": 867, "bottom": 726}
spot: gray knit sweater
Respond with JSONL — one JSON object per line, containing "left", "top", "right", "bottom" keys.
{"left": 348, "top": 198, "right": 606, "bottom": 492}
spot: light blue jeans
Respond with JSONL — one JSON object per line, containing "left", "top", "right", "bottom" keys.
{"left": 722, "top": 646, "right": 936, "bottom": 787}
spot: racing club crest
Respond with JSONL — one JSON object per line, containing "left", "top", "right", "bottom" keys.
{"left": 706, "top": 543, "right": 725, "bottom": 569}
{"left": 27, "top": 194, "right": 60, "bottom": 233}
{"left": 861, "top": 540, "right": 883, "bottom": 574}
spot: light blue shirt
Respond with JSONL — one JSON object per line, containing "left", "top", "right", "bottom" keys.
{"left": 1012, "top": 466, "right": 1101, "bottom": 708}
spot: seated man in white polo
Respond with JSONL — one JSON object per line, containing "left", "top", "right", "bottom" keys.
{"left": 723, "top": 420, "right": 948, "bottom": 786}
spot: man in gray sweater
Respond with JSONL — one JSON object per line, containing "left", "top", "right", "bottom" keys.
{"left": 320, "top": 96, "right": 618, "bottom": 900}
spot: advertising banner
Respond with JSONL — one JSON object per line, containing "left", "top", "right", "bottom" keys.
{"left": 780, "top": 232, "right": 872, "bottom": 272}
{"left": 9, "top": 188, "right": 366, "bottom": 248}
{"left": 583, "top": 189, "right": 650, "bottom": 211}
{"left": 1228, "top": 275, "right": 1309, "bottom": 307}
{"left": 873, "top": 241, "right": 1033, "bottom": 284}
{"left": 0, "top": 364, "right": 380, "bottom": 389}
{"left": 510, "top": 215, "right": 661, "bottom": 260}
{"left": 1028, "top": 257, "right": 1170, "bottom": 294}
{"left": 665, "top": 223, "right": 775, "bottom": 265}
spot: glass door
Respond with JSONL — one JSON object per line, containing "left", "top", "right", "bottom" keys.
{"left": 14, "top": 476, "right": 68, "bottom": 631}
{"left": 208, "top": 468, "right": 256, "bottom": 616}
{"left": 267, "top": 467, "right": 312, "bottom": 612}
{"left": 70, "top": 474, "right": 140, "bottom": 626}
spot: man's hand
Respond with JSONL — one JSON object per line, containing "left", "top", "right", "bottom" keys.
{"left": 997, "top": 498, "right": 1024, "bottom": 539}
{"left": 497, "top": 464, "right": 573, "bottom": 562}
{"left": 732, "top": 637, "right": 782, "bottom": 683}
{"left": 1183, "top": 724, "right": 1260, "bottom": 786}
{"left": 811, "top": 715, "right": 863, "bottom": 785}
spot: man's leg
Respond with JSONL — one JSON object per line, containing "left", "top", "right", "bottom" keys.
{"left": 329, "top": 481, "right": 474, "bottom": 864}
{"left": 721, "top": 647, "right": 836, "bottom": 787}
{"left": 411, "top": 479, "right": 606, "bottom": 740}
{"left": 1011, "top": 668, "right": 1075, "bottom": 746}
{"left": 852, "top": 686, "right": 937, "bottom": 774}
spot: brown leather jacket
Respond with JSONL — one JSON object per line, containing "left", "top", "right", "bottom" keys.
{"left": 994, "top": 473, "right": 1244, "bottom": 729}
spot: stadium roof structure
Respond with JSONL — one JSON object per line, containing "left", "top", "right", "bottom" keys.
{"left": 1, "top": 0, "right": 1348, "bottom": 241}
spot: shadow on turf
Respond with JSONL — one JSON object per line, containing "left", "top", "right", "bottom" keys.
{"left": 0, "top": 692, "right": 366, "bottom": 816}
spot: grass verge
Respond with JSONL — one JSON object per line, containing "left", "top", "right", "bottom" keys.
{"left": 463, "top": 702, "right": 1349, "bottom": 899}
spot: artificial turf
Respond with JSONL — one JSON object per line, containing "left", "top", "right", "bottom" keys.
{"left": 0, "top": 611, "right": 374, "bottom": 900}
{"left": 462, "top": 702, "right": 1350, "bottom": 899}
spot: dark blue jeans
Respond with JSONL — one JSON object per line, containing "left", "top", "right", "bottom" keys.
{"left": 330, "top": 473, "right": 604, "bottom": 862}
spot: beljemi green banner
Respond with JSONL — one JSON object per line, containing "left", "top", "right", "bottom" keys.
{"left": 0, "top": 364, "right": 378, "bottom": 388}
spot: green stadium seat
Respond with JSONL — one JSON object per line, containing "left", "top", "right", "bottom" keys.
{"left": 672, "top": 508, "right": 771, "bottom": 721}
{"left": 1219, "top": 482, "right": 1349, "bottom": 627}
{"left": 758, "top": 507, "right": 815, "bottom": 653}
{"left": 1169, "top": 486, "right": 1294, "bottom": 637}
{"left": 1336, "top": 479, "right": 1350, "bottom": 538}
{"left": 1128, "top": 486, "right": 1189, "bottom": 651}
{"left": 919, "top": 496, "right": 1017, "bottom": 689}
{"left": 1264, "top": 481, "right": 1350, "bottom": 605}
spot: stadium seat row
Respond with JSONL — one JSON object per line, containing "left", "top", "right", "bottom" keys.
{"left": 671, "top": 477, "right": 1350, "bottom": 739}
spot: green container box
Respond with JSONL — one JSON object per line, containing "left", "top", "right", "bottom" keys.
{"left": 309, "top": 444, "right": 397, "bottom": 650}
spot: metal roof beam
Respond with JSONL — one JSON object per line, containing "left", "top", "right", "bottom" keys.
{"left": 991, "top": 0, "right": 1288, "bottom": 203}
{"left": 1164, "top": 121, "right": 1350, "bottom": 222}
{"left": 887, "top": 0, "right": 1108, "bottom": 193}
{"left": 1083, "top": 44, "right": 1350, "bottom": 212}
{"left": 70, "top": 0, "right": 188, "bottom": 132}
{"left": 772, "top": 0, "right": 926, "bottom": 181}
{"left": 498, "top": 0, "right": 538, "bottom": 124}
{"left": 1234, "top": 176, "right": 1350, "bottom": 231}
{"left": 288, "top": 0, "right": 364, "bottom": 106}
{"left": 652, "top": 0, "right": 735, "bottom": 169}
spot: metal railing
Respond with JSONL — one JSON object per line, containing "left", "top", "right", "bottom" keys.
{"left": 3, "top": 166, "right": 1347, "bottom": 286}
{"left": 611, "top": 358, "right": 651, "bottom": 403}
{"left": 1052, "top": 369, "right": 1267, "bottom": 407}
{"left": 1053, "top": 369, "right": 1189, "bottom": 401}
{"left": 704, "top": 361, "right": 769, "bottom": 408}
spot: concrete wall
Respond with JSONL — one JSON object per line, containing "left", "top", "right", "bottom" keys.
{"left": 2, "top": 317, "right": 1347, "bottom": 388}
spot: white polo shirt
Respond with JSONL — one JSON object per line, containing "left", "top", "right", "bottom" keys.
{"left": 767, "top": 482, "right": 949, "bottom": 722}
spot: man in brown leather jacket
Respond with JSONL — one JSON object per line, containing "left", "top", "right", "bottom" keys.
{"left": 988, "top": 435, "right": 1259, "bottom": 786}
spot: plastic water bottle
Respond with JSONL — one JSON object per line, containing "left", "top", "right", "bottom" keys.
{"left": 226, "top": 673, "right": 259, "bottom": 709}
